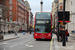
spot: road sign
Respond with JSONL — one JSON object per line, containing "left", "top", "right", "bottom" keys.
{"left": 4, "top": 28, "right": 5, "bottom": 30}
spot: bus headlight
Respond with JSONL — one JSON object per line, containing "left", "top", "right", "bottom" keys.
{"left": 48, "top": 34, "right": 51, "bottom": 36}
{"left": 35, "top": 34, "right": 37, "bottom": 36}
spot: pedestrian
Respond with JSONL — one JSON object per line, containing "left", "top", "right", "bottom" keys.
{"left": 8, "top": 30, "right": 10, "bottom": 34}
{"left": 59, "top": 30, "right": 63, "bottom": 41}
{"left": 23, "top": 32, "right": 25, "bottom": 35}
{"left": 15, "top": 32, "right": 17, "bottom": 35}
{"left": 65, "top": 29, "right": 69, "bottom": 41}
{"left": 33, "top": 31, "right": 34, "bottom": 37}
{"left": 30, "top": 30, "right": 32, "bottom": 34}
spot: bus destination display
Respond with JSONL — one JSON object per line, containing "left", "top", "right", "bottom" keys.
{"left": 36, "top": 20, "right": 50, "bottom": 24}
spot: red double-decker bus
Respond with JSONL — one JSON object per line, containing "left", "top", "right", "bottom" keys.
{"left": 34, "top": 12, "right": 52, "bottom": 40}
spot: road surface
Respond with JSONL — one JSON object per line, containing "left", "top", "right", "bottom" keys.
{"left": 0, "top": 33, "right": 53, "bottom": 50}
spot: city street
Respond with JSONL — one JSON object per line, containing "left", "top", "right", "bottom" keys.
{"left": 0, "top": 33, "right": 52, "bottom": 50}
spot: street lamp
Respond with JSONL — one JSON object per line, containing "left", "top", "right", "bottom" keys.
{"left": 40, "top": 0, "right": 43, "bottom": 12}
{"left": 55, "top": 0, "right": 59, "bottom": 41}
{"left": 62, "top": 0, "right": 66, "bottom": 46}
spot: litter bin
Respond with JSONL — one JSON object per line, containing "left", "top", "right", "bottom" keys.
{"left": 0, "top": 35, "right": 3, "bottom": 40}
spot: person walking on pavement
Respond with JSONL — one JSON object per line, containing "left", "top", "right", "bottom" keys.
{"left": 30, "top": 30, "right": 32, "bottom": 34}
{"left": 8, "top": 30, "right": 11, "bottom": 34}
{"left": 15, "top": 32, "right": 17, "bottom": 36}
{"left": 65, "top": 29, "right": 69, "bottom": 41}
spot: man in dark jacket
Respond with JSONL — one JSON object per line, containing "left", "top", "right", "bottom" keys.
{"left": 30, "top": 30, "right": 32, "bottom": 34}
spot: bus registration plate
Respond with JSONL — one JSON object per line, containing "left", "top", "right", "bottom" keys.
{"left": 41, "top": 38, "right": 45, "bottom": 39}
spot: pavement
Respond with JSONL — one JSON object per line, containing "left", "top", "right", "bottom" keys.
{"left": 53, "top": 33, "right": 75, "bottom": 50}
{"left": 0, "top": 32, "right": 29, "bottom": 41}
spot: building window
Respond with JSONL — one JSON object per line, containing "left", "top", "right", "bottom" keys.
{"left": 25, "top": 16, "right": 26, "bottom": 18}
{"left": 9, "top": 16, "right": 12, "bottom": 21}
{"left": 25, "top": 20, "right": 26, "bottom": 24}
{"left": 10, "top": 6, "right": 12, "bottom": 10}
{"left": 18, "top": 13, "right": 20, "bottom": 16}
{"left": 9, "top": 0, "right": 12, "bottom": 4}
{"left": 25, "top": 12, "right": 26, "bottom": 15}
{"left": 9, "top": 11, "right": 12, "bottom": 15}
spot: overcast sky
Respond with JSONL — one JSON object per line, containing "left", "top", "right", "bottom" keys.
{"left": 25, "top": 0, "right": 54, "bottom": 17}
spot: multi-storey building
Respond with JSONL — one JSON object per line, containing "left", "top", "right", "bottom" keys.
{"left": 52, "top": 0, "right": 74, "bottom": 33}
{"left": 25, "top": 0, "right": 33, "bottom": 30}
{"left": 0, "top": 0, "right": 8, "bottom": 33}
{"left": 52, "top": 1, "right": 57, "bottom": 28}
{"left": 65, "top": 0, "right": 75, "bottom": 33}
{"left": 0, "top": 0, "right": 29, "bottom": 33}
{"left": 30, "top": 12, "right": 33, "bottom": 29}
{"left": 52, "top": 0, "right": 63, "bottom": 29}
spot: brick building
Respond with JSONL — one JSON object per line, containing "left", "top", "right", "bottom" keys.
{"left": 0, "top": 0, "right": 29, "bottom": 33}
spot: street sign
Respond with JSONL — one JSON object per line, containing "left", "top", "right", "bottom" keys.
{"left": 4, "top": 28, "right": 5, "bottom": 30}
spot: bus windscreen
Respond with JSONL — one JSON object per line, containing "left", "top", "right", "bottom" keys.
{"left": 36, "top": 13, "right": 51, "bottom": 19}
{"left": 35, "top": 25, "right": 51, "bottom": 33}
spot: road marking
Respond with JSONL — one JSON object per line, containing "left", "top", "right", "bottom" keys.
{"left": 19, "top": 40, "right": 30, "bottom": 45}
{"left": 28, "top": 40, "right": 34, "bottom": 43}
{"left": 2, "top": 42, "right": 9, "bottom": 44}
{"left": 3, "top": 49, "right": 6, "bottom": 50}
{"left": 0, "top": 42, "right": 9, "bottom": 45}
{"left": 50, "top": 36, "right": 53, "bottom": 50}
{"left": 19, "top": 39, "right": 33, "bottom": 45}
{"left": 28, "top": 45, "right": 34, "bottom": 47}
{"left": 26, "top": 44, "right": 28, "bottom": 46}
{"left": 26, "top": 44, "right": 34, "bottom": 47}
{"left": 19, "top": 39, "right": 34, "bottom": 45}
{"left": 10, "top": 44, "right": 17, "bottom": 48}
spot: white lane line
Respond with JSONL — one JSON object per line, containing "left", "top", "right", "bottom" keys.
{"left": 26, "top": 44, "right": 28, "bottom": 46}
{"left": 2, "top": 42, "right": 9, "bottom": 44}
{"left": 3, "top": 49, "right": 6, "bottom": 50}
{"left": 28, "top": 40, "right": 34, "bottom": 43}
{"left": 9, "top": 44, "right": 17, "bottom": 48}
{"left": 0, "top": 42, "right": 9, "bottom": 45}
{"left": 28, "top": 45, "right": 34, "bottom": 47}
{"left": 19, "top": 40, "right": 30, "bottom": 45}
{"left": 19, "top": 39, "right": 34, "bottom": 45}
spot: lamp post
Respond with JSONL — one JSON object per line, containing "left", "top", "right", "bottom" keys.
{"left": 40, "top": 0, "right": 43, "bottom": 12}
{"left": 56, "top": 0, "right": 59, "bottom": 41}
{"left": 62, "top": 0, "right": 66, "bottom": 46}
